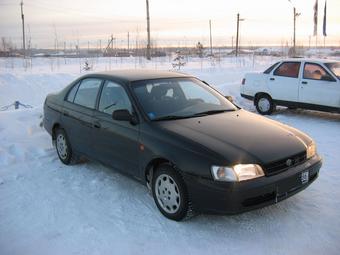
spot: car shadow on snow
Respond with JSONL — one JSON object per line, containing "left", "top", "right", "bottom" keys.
{"left": 66, "top": 159, "right": 305, "bottom": 230}
{"left": 271, "top": 107, "right": 340, "bottom": 122}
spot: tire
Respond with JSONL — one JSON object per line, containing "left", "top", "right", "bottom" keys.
{"left": 152, "top": 164, "right": 191, "bottom": 221}
{"left": 255, "top": 94, "right": 276, "bottom": 115}
{"left": 55, "top": 128, "right": 74, "bottom": 165}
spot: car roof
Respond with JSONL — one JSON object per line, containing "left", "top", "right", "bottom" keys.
{"left": 87, "top": 69, "right": 193, "bottom": 82}
{"left": 280, "top": 58, "right": 338, "bottom": 64}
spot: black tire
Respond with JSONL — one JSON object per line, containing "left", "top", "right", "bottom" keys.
{"left": 255, "top": 94, "right": 276, "bottom": 115}
{"left": 152, "top": 164, "right": 191, "bottom": 221}
{"left": 55, "top": 128, "right": 74, "bottom": 165}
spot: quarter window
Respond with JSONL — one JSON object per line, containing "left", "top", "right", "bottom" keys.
{"left": 98, "top": 81, "right": 132, "bottom": 115}
{"left": 264, "top": 62, "right": 280, "bottom": 74}
{"left": 74, "top": 78, "right": 102, "bottom": 109}
{"left": 66, "top": 82, "right": 80, "bottom": 102}
{"left": 274, "top": 62, "right": 301, "bottom": 78}
{"left": 303, "top": 63, "right": 335, "bottom": 81}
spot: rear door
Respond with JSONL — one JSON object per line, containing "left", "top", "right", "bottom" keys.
{"left": 299, "top": 62, "right": 340, "bottom": 108}
{"left": 269, "top": 61, "right": 301, "bottom": 102}
{"left": 61, "top": 78, "right": 103, "bottom": 156}
{"left": 92, "top": 80, "right": 140, "bottom": 176}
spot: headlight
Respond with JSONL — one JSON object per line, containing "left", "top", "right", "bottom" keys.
{"left": 306, "top": 142, "right": 316, "bottom": 159}
{"left": 211, "top": 164, "right": 264, "bottom": 182}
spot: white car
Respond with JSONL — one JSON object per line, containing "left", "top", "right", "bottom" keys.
{"left": 241, "top": 58, "right": 340, "bottom": 115}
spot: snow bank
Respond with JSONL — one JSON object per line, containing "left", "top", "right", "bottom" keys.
{"left": 0, "top": 56, "right": 340, "bottom": 255}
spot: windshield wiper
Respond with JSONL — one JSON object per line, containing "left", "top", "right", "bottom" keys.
{"left": 191, "top": 109, "right": 235, "bottom": 117}
{"left": 152, "top": 115, "right": 190, "bottom": 121}
{"left": 153, "top": 109, "right": 235, "bottom": 121}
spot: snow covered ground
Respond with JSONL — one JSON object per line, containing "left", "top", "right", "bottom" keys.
{"left": 0, "top": 56, "right": 340, "bottom": 255}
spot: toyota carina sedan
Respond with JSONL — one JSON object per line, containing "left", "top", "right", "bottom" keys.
{"left": 43, "top": 70, "right": 322, "bottom": 221}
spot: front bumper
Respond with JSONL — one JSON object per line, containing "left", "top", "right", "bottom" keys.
{"left": 183, "top": 154, "right": 322, "bottom": 214}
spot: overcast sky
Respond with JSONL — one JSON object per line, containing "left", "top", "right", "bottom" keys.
{"left": 0, "top": 0, "right": 339, "bottom": 49}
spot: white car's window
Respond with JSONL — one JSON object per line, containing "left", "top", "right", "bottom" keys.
{"left": 263, "top": 62, "right": 280, "bottom": 74}
{"left": 74, "top": 78, "right": 102, "bottom": 109}
{"left": 325, "top": 62, "right": 340, "bottom": 79}
{"left": 273, "top": 62, "right": 300, "bottom": 78}
{"left": 303, "top": 63, "right": 335, "bottom": 81}
{"left": 98, "top": 81, "right": 132, "bottom": 115}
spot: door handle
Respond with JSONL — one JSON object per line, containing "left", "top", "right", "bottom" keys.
{"left": 270, "top": 78, "right": 275, "bottom": 81}
{"left": 63, "top": 111, "right": 69, "bottom": 117}
{"left": 93, "top": 121, "right": 101, "bottom": 129}
{"left": 302, "top": 81, "right": 308, "bottom": 84}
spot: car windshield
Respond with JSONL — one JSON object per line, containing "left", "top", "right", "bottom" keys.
{"left": 325, "top": 62, "right": 340, "bottom": 79}
{"left": 131, "top": 77, "right": 237, "bottom": 120}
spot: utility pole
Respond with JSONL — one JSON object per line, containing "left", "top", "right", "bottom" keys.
{"left": 20, "top": 0, "right": 25, "bottom": 58}
{"left": 290, "top": 1, "right": 300, "bottom": 54}
{"left": 209, "top": 20, "right": 213, "bottom": 56}
{"left": 235, "top": 13, "right": 245, "bottom": 57}
{"left": 127, "top": 32, "right": 130, "bottom": 51}
{"left": 146, "top": 0, "right": 151, "bottom": 60}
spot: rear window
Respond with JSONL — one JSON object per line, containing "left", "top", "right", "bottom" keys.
{"left": 263, "top": 62, "right": 280, "bottom": 74}
{"left": 74, "top": 79, "right": 102, "bottom": 109}
{"left": 273, "top": 62, "right": 301, "bottom": 78}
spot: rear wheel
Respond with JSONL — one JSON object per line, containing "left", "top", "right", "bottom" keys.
{"left": 152, "top": 164, "right": 191, "bottom": 221}
{"left": 55, "top": 128, "right": 73, "bottom": 165}
{"left": 255, "top": 94, "right": 275, "bottom": 115}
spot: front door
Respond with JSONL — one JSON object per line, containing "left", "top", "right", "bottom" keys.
{"left": 299, "top": 62, "right": 340, "bottom": 108}
{"left": 92, "top": 80, "right": 140, "bottom": 176}
{"left": 269, "top": 61, "right": 301, "bottom": 102}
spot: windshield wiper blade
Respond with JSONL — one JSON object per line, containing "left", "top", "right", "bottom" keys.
{"left": 152, "top": 115, "right": 189, "bottom": 121}
{"left": 192, "top": 109, "right": 234, "bottom": 117}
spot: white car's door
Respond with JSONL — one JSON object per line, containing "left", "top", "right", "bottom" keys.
{"left": 299, "top": 62, "right": 340, "bottom": 108}
{"left": 269, "top": 61, "right": 301, "bottom": 102}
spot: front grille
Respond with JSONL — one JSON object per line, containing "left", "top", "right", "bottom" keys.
{"left": 263, "top": 151, "right": 307, "bottom": 176}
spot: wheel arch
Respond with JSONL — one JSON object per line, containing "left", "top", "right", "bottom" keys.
{"left": 52, "top": 123, "right": 61, "bottom": 141}
{"left": 144, "top": 157, "right": 173, "bottom": 189}
{"left": 254, "top": 92, "right": 272, "bottom": 104}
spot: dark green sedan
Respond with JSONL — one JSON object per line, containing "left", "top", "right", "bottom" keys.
{"left": 43, "top": 70, "right": 322, "bottom": 221}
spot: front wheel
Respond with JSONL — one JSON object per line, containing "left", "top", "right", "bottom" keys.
{"left": 255, "top": 94, "right": 275, "bottom": 115}
{"left": 152, "top": 164, "right": 190, "bottom": 221}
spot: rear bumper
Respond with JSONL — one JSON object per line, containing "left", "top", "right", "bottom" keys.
{"left": 183, "top": 154, "right": 322, "bottom": 214}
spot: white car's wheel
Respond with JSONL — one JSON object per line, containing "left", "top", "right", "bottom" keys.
{"left": 255, "top": 94, "right": 275, "bottom": 115}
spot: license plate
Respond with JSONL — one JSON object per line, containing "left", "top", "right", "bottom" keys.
{"left": 301, "top": 171, "right": 309, "bottom": 185}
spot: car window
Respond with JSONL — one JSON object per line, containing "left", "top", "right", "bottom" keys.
{"left": 132, "top": 78, "right": 236, "bottom": 120}
{"left": 179, "top": 80, "right": 220, "bottom": 105}
{"left": 325, "top": 62, "right": 340, "bottom": 79}
{"left": 264, "top": 62, "right": 280, "bottom": 74}
{"left": 304, "top": 63, "right": 335, "bottom": 81}
{"left": 66, "top": 82, "right": 80, "bottom": 102}
{"left": 74, "top": 78, "right": 102, "bottom": 109}
{"left": 98, "top": 81, "right": 132, "bottom": 115}
{"left": 273, "top": 62, "right": 301, "bottom": 78}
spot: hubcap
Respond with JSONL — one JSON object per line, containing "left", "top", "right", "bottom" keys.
{"left": 155, "top": 174, "right": 181, "bottom": 214}
{"left": 258, "top": 98, "right": 270, "bottom": 112}
{"left": 56, "top": 134, "right": 68, "bottom": 160}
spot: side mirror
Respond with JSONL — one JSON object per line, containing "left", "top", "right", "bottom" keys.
{"left": 112, "top": 109, "right": 138, "bottom": 125}
{"left": 225, "top": 95, "right": 234, "bottom": 103}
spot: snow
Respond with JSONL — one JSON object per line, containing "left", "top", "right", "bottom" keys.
{"left": 0, "top": 56, "right": 340, "bottom": 255}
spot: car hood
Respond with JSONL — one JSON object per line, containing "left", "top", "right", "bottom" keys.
{"left": 156, "top": 109, "right": 307, "bottom": 165}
